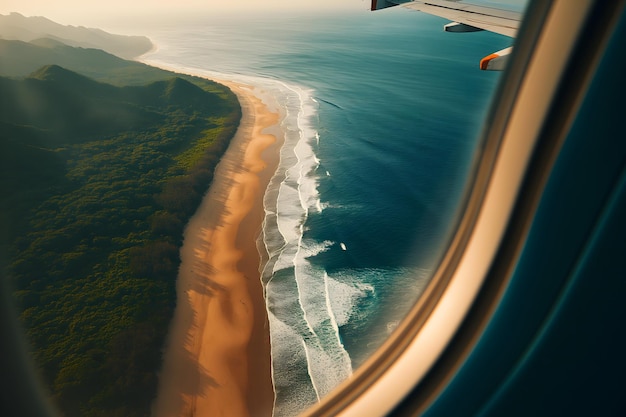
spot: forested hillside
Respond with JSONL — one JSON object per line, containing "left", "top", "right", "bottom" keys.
{"left": 0, "top": 43, "right": 240, "bottom": 417}
{"left": 0, "top": 38, "right": 171, "bottom": 85}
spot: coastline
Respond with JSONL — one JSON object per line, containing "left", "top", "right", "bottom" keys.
{"left": 152, "top": 80, "right": 280, "bottom": 417}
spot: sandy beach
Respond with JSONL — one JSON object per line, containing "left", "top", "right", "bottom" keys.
{"left": 152, "top": 80, "right": 280, "bottom": 417}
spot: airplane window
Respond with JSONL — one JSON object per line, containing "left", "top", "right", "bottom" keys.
{"left": 0, "top": 1, "right": 531, "bottom": 417}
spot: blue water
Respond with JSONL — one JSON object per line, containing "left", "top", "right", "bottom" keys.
{"left": 134, "top": 8, "right": 510, "bottom": 416}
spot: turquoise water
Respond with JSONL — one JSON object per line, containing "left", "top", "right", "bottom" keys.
{"left": 136, "top": 8, "right": 509, "bottom": 416}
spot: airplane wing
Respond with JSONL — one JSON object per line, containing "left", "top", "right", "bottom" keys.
{"left": 371, "top": 0, "right": 523, "bottom": 70}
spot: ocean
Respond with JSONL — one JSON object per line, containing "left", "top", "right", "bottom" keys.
{"left": 122, "top": 7, "right": 509, "bottom": 416}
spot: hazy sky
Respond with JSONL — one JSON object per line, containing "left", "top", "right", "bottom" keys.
{"left": 0, "top": 0, "right": 370, "bottom": 25}
{"left": 0, "top": 0, "right": 527, "bottom": 29}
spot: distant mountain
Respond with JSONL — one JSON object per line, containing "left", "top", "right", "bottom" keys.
{"left": 0, "top": 12, "right": 152, "bottom": 59}
{"left": 0, "top": 38, "right": 172, "bottom": 85}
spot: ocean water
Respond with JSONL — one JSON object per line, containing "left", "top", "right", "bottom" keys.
{"left": 130, "top": 8, "right": 510, "bottom": 416}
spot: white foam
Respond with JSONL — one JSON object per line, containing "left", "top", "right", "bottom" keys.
{"left": 301, "top": 339, "right": 321, "bottom": 402}
{"left": 302, "top": 239, "right": 334, "bottom": 258}
{"left": 266, "top": 310, "right": 318, "bottom": 417}
{"left": 325, "top": 273, "right": 375, "bottom": 327}
{"left": 324, "top": 272, "right": 343, "bottom": 349}
{"left": 242, "top": 76, "right": 355, "bottom": 415}
{"left": 386, "top": 320, "right": 400, "bottom": 334}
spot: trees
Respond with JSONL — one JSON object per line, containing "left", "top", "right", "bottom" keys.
{"left": 1, "top": 65, "right": 240, "bottom": 416}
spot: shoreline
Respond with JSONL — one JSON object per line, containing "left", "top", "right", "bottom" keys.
{"left": 152, "top": 80, "right": 280, "bottom": 417}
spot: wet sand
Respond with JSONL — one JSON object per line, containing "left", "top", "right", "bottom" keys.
{"left": 152, "top": 81, "right": 280, "bottom": 417}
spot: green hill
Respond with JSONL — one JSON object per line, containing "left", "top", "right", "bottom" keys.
{"left": 123, "top": 76, "right": 226, "bottom": 112}
{"left": 0, "top": 64, "right": 229, "bottom": 144}
{"left": 29, "top": 62, "right": 107, "bottom": 84}
{"left": 0, "top": 41, "right": 241, "bottom": 417}
{"left": 0, "top": 38, "right": 171, "bottom": 85}
{"left": 2, "top": 66, "right": 156, "bottom": 143}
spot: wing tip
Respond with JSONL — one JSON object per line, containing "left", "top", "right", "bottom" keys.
{"left": 480, "top": 47, "right": 513, "bottom": 70}
{"left": 480, "top": 53, "right": 500, "bottom": 70}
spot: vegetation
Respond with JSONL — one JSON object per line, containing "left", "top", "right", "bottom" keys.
{"left": 0, "top": 38, "right": 171, "bottom": 85}
{"left": 0, "top": 52, "right": 240, "bottom": 417}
